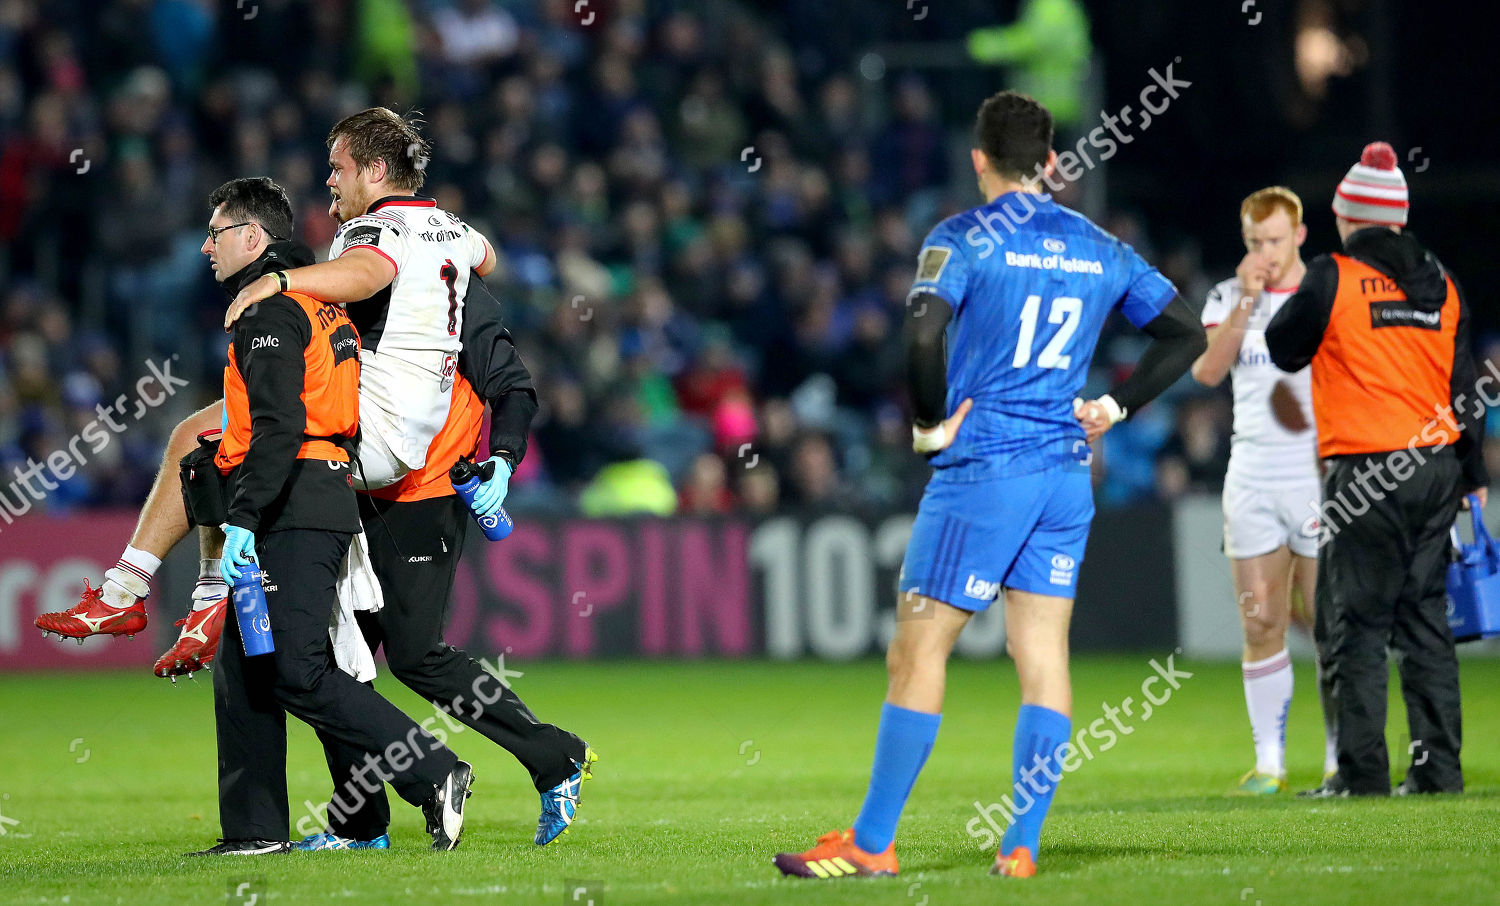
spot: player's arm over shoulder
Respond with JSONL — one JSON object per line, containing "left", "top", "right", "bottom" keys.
{"left": 463, "top": 221, "right": 497, "bottom": 278}
{"left": 234, "top": 294, "right": 310, "bottom": 359}
{"left": 288, "top": 216, "right": 403, "bottom": 304}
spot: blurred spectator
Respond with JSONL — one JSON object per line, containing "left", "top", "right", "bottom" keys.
{"left": 432, "top": 0, "right": 518, "bottom": 68}
{"left": 738, "top": 461, "right": 781, "bottom": 516}
{"left": 783, "top": 431, "right": 857, "bottom": 509}
{"left": 532, "top": 378, "right": 630, "bottom": 492}
{"left": 1155, "top": 396, "right": 1233, "bottom": 499}
{"left": 869, "top": 77, "right": 948, "bottom": 215}
{"left": 679, "top": 451, "right": 736, "bottom": 515}
{"left": 579, "top": 458, "right": 678, "bottom": 517}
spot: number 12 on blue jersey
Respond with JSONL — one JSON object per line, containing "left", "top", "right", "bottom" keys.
{"left": 1013, "top": 295, "right": 1082, "bottom": 369}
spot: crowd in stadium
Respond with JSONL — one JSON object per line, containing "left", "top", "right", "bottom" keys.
{"left": 0, "top": 0, "right": 1345, "bottom": 516}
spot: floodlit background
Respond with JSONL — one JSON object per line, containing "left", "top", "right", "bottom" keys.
{"left": 6, "top": 0, "right": 1500, "bottom": 525}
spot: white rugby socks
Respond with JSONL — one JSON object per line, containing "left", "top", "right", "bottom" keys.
{"left": 1242, "top": 648, "right": 1293, "bottom": 776}
{"left": 101, "top": 545, "right": 159, "bottom": 609}
{"left": 195, "top": 559, "right": 227, "bottom": 610}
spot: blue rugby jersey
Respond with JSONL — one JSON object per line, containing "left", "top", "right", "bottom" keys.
{"left": 909, "top": 192, "right": 1176, "bottom": 480}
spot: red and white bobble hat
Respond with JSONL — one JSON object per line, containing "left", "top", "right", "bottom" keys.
{"left": 1332, "top": 141, "right": 1409, "bottom": 226}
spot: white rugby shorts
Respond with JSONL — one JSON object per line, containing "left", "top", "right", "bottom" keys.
{"left": 1222, "top": 478, "right": 1320, "bottom": 559}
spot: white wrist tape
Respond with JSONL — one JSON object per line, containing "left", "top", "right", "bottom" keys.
{"left": 1073, "top": 395, "right": 1127, "bottom": 425}
{"left": 912, "top": 423, "right": 948, "bottom": 453}
{"left": 1097, "top": 394, "right": 1126, "bottom": 424}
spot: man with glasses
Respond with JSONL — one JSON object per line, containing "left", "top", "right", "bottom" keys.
{"left": 34, "top": 185, "right": 294, "bottom": 651}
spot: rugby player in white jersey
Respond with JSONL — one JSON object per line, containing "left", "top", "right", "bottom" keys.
{"left": 1192, "top": 186, "right": 1336, "bottom": 793}
{"left": 226, "top": 107, "right": 494, "bottom": 488}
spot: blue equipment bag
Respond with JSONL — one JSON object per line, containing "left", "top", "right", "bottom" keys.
{"left": 1446, "top": 495, "right": 1500, "bottom": 642}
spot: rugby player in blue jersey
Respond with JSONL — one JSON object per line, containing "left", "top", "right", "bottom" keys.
{"left": 775, "top": 91, "right": 1206, "bottom": 880}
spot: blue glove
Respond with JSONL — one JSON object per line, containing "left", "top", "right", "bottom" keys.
{"left": 220, "top": 523, "right": 258, "bottom": 584}
{"left": 469, "top": 456, "right": 513, "bottom": 517}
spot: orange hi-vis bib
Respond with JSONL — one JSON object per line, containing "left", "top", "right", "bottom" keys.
{"left": 1310, "top": 254, "right": 1460, "bottom": 458}
{"left": 216, "top": 291, "right": 361, "bottom": 472}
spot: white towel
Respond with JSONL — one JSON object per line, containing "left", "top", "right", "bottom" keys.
{"left": 331, "top": 529, "right": 384, "bottom": 681}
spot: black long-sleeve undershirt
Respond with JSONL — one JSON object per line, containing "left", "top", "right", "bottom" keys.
{"left": 458, "top": 283, "right": 538, "bottom": 465}
{"left": 1447, "top": 274, "right": 1489, "bottom": 490}
{"left": 1265, "top": 255, "right": 1338, "bottom": 373}
{"left": 1109, "top": 295, "right": 1207, "bottom": 415}
{"left": 905, "top": 292, "right": 953, "bottom": 428}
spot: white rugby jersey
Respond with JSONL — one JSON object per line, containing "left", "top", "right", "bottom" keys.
{"left": 330, "top": 195, "right": 489, "bottom": 472}
{"left": 1201, "top": 276, "right": 1319, "bottom": 486}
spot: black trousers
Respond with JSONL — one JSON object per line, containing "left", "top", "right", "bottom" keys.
{"left": 1319, "top": 448, "right": 1464, "bottom": 794}
{"left": 1311, "top": 548, "right": 1340, "bottom": 764}
{"left": 214, "top": 529, "right": 458, "bottom": 841}
{"left": 318, "top": 496, "right": 585, "bottom": 840}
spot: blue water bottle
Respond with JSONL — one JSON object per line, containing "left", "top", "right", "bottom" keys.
{"left": 231, "top": 563, "right": 275, "bottom": 656}
{"left": 450, "top": 457, "right": 514, "bottom": 541}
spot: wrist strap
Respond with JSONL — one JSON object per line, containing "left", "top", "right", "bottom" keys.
{"left": 911, "top": 423, "right": 948, "bottom": 454}
{"left": 1073, "top": 395, "right": 1127, "bottom": 425}
{"left": 1098, "top": 394, "right": 1126, "bottom": 424}
{"left": 275, "top": 271, "right": 289, "bottom": 293}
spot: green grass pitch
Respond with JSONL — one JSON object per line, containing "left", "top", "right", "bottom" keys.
{"left": 1, "top": 656, "right": 1497, "bottom": 905}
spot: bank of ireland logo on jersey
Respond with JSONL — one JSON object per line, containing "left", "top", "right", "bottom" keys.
{"left": 1042, "top": 237, "right": 1067, "bottom": 254}
{"left": 1049, "top": 553, "right": 1075, "bottom": 586}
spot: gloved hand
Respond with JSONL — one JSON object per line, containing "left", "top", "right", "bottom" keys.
{"left": 220, "top": 523, "right": 258, "bottom": 584}
{"left": 469, "top": 456, "right": 513, "bottom": 517}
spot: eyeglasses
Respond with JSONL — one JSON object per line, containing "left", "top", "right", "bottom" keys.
{"left": 206, "top": 222, "right": 253, "bottom": 243}
{"left": 206, "top": 222, "right": 288, "bottom": 243}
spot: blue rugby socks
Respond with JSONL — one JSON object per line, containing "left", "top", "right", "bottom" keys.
{"left": 999, "top": 704, "right": 1071, "bottom": 857}
{"left": 851, "top": 703, "right": 942, "bottom": 854}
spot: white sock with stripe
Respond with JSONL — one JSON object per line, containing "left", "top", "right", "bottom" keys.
{"left": 1242, "top": 648, "right": 1293, "bottom": 776}
{"left": 195, "top": 559, "right": 227, "bottom": 610}
{"left": 101, "top": 546, "right": 159, "bottom": 608}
